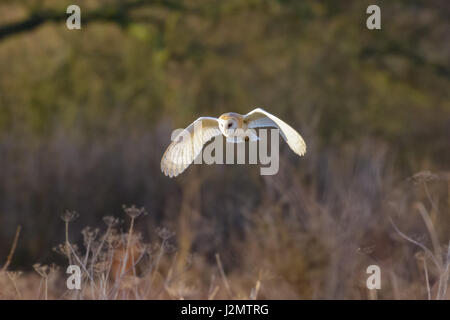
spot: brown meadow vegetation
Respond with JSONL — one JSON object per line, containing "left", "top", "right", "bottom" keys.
{"left": 0, "top": 0, "right": 449, "bottom": 299}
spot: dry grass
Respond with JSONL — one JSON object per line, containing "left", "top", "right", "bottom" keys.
{"left": 0, "top": 124, "right": 448, "bottom": 300}
{"left": 1, "top": 167, "right": 449, "bottom": 300}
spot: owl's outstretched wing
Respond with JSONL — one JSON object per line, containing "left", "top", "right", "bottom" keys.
{"left": 244, "top": 108, "right": 306, "bottom": 156}
{"left": 161, "top": 117, "right": 221, "bottom": 177}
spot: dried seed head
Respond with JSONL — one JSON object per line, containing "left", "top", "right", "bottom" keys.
{"left": 121, "top": 232, "right": 143, "bottom": 247}
{"left": 82, "top": 226, "right": 99, "bottom": 244}
{"left": 61, "top": 210, "right": 79, "bottom": 222}
{"left": 163, "top": 242, "right": 177, "bottom": 254}
{"left": 52, "top": 244, "right": 67, "bottom": 256}
{"left": 103, "top": 216, "right": 119, "bottom": 227}
{"left": 408, "top": 171, "right": 439, "bottom": 185}
{"left": 33, "top": 263, "right": 49, "bottom": 278}
{"left": 156, "top": 227, "right": 175, "bottom": 241}
{"left": 6, "top": 271, "right": 22, "bottom": 280}
{"left": 122, "top": 205, "right": 146, "bottom": 219}
{"left": 136, "top": 243, "right": 148, "bottom": 255}
{"left": 357, "top": 245, "right": 375, "bottom": 255}
{"left": 106, "top": 229, "right": 121, "bottom": 246}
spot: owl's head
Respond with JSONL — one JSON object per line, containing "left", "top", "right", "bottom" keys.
{"left": 218, "top": 113, "right": 239, "bottom": 136}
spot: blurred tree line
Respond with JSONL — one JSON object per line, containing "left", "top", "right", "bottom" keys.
{"left": 0, "top": 0, "right": 449, "bottom": 271}
{"left": 0, "top": 0, "right": 448, "bottom": 161}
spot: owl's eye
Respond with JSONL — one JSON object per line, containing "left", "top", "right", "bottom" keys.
{"left": 227, "top": 123, "right": 232, "bottom": 128}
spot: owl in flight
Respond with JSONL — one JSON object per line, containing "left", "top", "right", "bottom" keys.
{"left": 161, "top": 108, "right": 306, "bottom": 177}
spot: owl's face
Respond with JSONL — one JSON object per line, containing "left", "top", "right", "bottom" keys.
{"left": 218, "top": 114, "right": 239, "bottom": 137}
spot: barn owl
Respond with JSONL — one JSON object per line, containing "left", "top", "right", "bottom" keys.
{"left": 161, "top": 108, "right": 306, "bottom": 177}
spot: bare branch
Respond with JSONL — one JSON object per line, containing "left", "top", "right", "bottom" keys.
{"left": 0, "top": 0, "right": 185, "bottom": 42}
